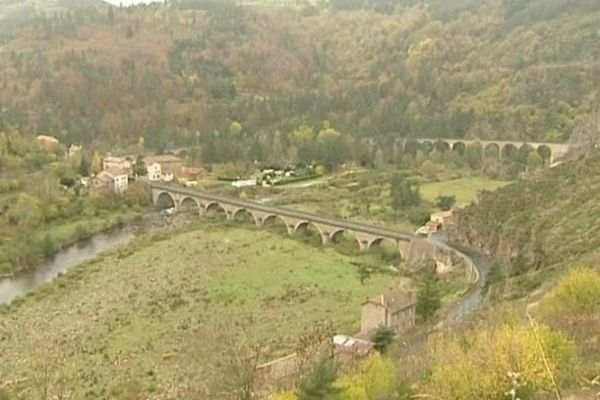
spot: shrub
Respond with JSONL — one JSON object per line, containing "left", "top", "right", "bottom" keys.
{"left": 407, "top": 208, "right": 430, "bottom": 226}
{"left": 371, "top": 326, "right": 396, "bottom": 353}
{"left": 538, "top": 268, "right": 600, "bottom": 354}
{"left": 336, "top": 353, "right": 398, "bottom": 400}
{"left": 426, "top": 323, "right": 577, "bottom": 399}
{"left": 297, "top": 361, "right": 340, "bottom": 400}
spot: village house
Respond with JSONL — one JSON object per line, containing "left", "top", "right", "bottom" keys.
{"left": 103, "top": 156, "right": 132, "bottom": 175}
{"left": 147, "top": 162, "right": 163, "bottom": 181}
{"left": 430, "top": 210, "right": 454, "bottom": 229}
{"left": 178, "top": 166, "right": 204, "bottom": 187}
{"left": 67, "top": 144, "right": 82, "bottom": 160}
{"left": 143, "top": 154, "right": 183, "bottom": 182}
{"left": 360, "top": 290, "right": 416, "bottom": 335}
{"left": 179, "top": 166, "right": 204, "bottom": 181}
{"left": 89, "top": 168, "right": 129, "bottom": 195}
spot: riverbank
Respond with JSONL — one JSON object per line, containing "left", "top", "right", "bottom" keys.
{"left": 0, "top": 209, "right": 145, "bottom": 278}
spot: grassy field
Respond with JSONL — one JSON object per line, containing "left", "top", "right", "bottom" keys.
{"left": 261, "top": 172, "right": 511, "bottom": 232}
{"left": 0, "top": 223, "right": 409, "bottom": 398}
{"left": 420, "top": 176, "right": 513, "bottom": 206}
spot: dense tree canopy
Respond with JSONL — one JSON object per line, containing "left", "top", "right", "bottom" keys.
{"left": 0, "top": 0, "right": 599, "bottom": 151}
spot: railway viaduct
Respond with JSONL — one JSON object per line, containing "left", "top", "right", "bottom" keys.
{"left": 402, "top": 138, "right": 574, "bottom": 164}
{"left": 150, "top": 183, "right": 478, "bottom": 281}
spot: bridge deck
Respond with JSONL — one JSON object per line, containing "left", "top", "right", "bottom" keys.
{"left": 151, "top": 183, "right": 413, "bottom": 241}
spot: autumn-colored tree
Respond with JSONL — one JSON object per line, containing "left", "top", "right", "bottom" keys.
{"left": 426, "top": 323, "right": 577, "bottom": 399}
{"left": 538, "top": 268, "right": 600, "bottom": 355}
{"left": 91, "top": 152, "right": 102, "bottom": 174}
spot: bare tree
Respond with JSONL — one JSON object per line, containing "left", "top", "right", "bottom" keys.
{"left": 221, "top": 322, "right": 262, "bottom": 400}
{"left": 294, "top": 321, "right": 335, "bottom": 377}
{"left": 29, "top": 345, "right": 69, "bottom": 400}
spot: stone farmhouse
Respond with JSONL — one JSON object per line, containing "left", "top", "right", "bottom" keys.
{"left": 360, "top": 290, "right": 416, "bottom": 335}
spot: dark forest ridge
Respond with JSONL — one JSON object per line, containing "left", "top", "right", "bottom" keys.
{"left": 0, "top": 0, "right": 599, "bottom": 150}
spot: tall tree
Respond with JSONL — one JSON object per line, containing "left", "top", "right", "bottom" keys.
{"left": 391, "top": 175, "right": 421, "bottom": 210}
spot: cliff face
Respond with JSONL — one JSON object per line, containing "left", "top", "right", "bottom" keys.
{"left": 450, "top": 152, "right": 600, "bottom": 273}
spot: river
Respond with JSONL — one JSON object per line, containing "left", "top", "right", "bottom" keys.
{"left": 0, "top": 228, "right": 134, "bottom": 305}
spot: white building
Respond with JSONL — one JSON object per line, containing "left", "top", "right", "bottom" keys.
{"left": 147, "top": 162, "right": 162, "bottom": 181}
{"left": 232, "top": 179, "right": 257, "bottom": 188}
{"left": 109, "top": 170, "right": 129, "bottom": 193}
{"left": 68, "top": 144, "right": 82, "bottom": 160}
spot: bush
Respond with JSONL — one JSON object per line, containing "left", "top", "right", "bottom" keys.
{"left": 407, "top": 208, "right": 430, "bottom": 226}
{"left": 297, "top": 361, "right": 340, "bottom": 400}
{"left": 371, "top": 326, "right": 396, "bottom": 353}
{"left": 436, "top": 195, "right": 456, "bottom": 211}
{"left": 336, "top": 353, "right": 398, "bottom": 400}
{"left": 427, "top": 323, "right": 577, "bottom": 399}
{"left": 539, "top": 268, "right": 600, "bottom": 355}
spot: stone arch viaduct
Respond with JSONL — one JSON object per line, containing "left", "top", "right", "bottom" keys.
{"left": 403, "top": 138, "right": 573, "bottom": 164}
{"left": 149, "top": 183, "right": 478, "bottom": 281}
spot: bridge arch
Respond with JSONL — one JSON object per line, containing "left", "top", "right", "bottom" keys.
{"left": 452, "top": 141, "right": 466, "bottom": 155}
{"left": 155, "top": 191, "right": 176, "bottom": 210}
{"left": 404, "top": 140, "right": 419, "bottom": 157}
{"left": 484, "top": 142, "right": 500, "bottom": 159}
{"left": 418, "top": 141, "right": 434, "bottom": 155}
{"left": 260, "top": 214, "right": 289, "bottom": 234}
{"left": 367, "top": 237, "right": 404, "bottom": 260}
{"left": 518, "top": 143, "right": 533, "bottom": 164}
{"left": 537, "top": 144, "right": 551, "bottom": 164}
{"left": 327, "top": 229, "right": 363, "bottom": 252}
{"left": 179, "top": 196, "right": 201, "bottom": 214}
{"left": 329, "top": 228, "right": 347, "bottom": 243}
{"left": 294, "top": 221, "right": 328, "bottom": 245}
{"left": 204, "top": 202, "right": 227, "bottom": 218}
{"left": 434, "top": 140, "right": 450, "bottom": 153}
{"left": 232, "top": 208, "right": 258, "bottom": 224}
{"left": 501, "top": 143, "right": 519, "bottom": 160}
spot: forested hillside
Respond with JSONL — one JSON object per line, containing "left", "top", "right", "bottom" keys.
{"left": 0, "top": 0, "right": 599, "bottom": 150}
{"left": 452, "top": 149, "right": 600, "bottom": 277}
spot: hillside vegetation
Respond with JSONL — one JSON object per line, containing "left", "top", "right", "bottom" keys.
{"left": 0, "top": 0, "right": 599, "bottom": 149}
{"left": 452, "top": 150, "right": 600, "bottom": 275}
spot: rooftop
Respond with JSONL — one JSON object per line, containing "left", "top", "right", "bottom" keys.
{"left": 431, "top": 210, "right": 453, "bottom": 219}
{"left": 104, "top": 167, "right": 130, "bottom": 178}
{"left": 363, "top": 290, "right": 414, "bottom": 313}
{"left": 144, "top": 154, "right": 182, "bottom": 164}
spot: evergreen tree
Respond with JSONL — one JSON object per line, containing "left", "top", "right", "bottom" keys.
{"left": 297, "top": 361, "right": 340, "bottom": 400}
{"left": 416, "top": 276, "right": 441, "bottom": 321}
{"left": 391, "top": 175, "right": 421, "bottom": 210}
{"left": 371, "top": 326, "right": 396, "bottom": 353}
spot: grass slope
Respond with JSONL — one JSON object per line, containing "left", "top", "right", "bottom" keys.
{"left": 420, "top": 177, "right": 512, "bottom": 206}
{"left": 0, "top": 224, "right": 407, "bottom": 398}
